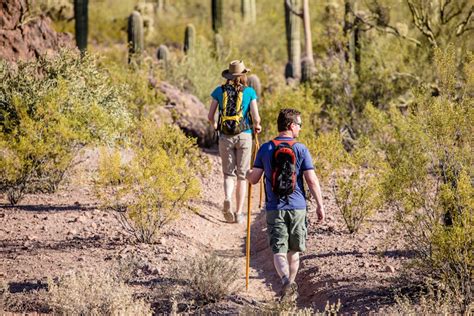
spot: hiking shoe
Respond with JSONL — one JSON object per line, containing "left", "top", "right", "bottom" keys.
{"left": 234, "top": 213, "right": 245, "bottom": 224}
{"left": 281, "top": 281, "right": 298, "bottom": 302}
{"left": 222, "top": 200, "right": 234, "bottom": 223}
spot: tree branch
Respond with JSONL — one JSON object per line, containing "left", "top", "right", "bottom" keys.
{"left": 353, "top": 11, "right": 421, "bottom": 46}
{"left": 456, "top": 6, "right": 473, "bottom": 36}
{"left": 406, "top": 0, "right": 438, "bottom": 47}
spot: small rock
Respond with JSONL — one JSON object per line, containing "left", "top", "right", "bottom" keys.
{"left": 162, "top": 256, "right": 169, "bottom": 261}
{"left": 74, "top": 201, "right": 80, "bottom": 207}
{"left": 0, "top": 213, "right": 5, "bottom": 218}
{"left": 90, "top": 222, "right": 98, "bottom": 230}
{"left": 67, "top": 229, "right": 78, "bottom": 236}
{"left": 159, "top": 237, "right": 166, "bottom": 246}
{"left": 384, "top": 265, "right": 395, "bottom": 273}
{"left": 42, "top": 216, "right": 48, "bottom": 220}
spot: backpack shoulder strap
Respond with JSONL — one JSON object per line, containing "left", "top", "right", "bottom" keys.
{"left": 272, "top": 139, "right": 297, "bottom": 147}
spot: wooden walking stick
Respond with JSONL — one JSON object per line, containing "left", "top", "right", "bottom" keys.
{"left": 256, "top": 136, "right": 264, "bottom": 208}
{"left": 246, "top": 133, "right": 259, "bottom": 290}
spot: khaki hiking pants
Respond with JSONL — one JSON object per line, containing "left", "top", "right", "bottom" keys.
{"left": 218, "top": 133, "right": 252, "bottom": 180}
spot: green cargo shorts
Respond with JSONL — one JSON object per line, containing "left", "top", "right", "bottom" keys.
{"left": 266, "top": 209, "right": 307, "bottom": 254}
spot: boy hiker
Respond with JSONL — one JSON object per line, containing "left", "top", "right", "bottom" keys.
{"left": 246, "top": 108, "right": 325, "bottom": 301}
{"left": 208, "top": 60, "right": 262, "bottom": 224}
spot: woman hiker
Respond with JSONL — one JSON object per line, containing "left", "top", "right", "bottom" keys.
{"left": 207, "top": 60, "right": 262, "bottom": 224}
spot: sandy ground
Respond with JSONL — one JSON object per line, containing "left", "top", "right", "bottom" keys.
{"left": 0, "top": 145, "right": 411, "bottom": 314}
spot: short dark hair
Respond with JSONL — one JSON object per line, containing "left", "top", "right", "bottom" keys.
{"left": 277, "top": 108, "right": 301, "bottom": 132}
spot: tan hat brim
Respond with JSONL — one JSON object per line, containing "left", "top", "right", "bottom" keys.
{"left": 221, "top": 68, "right": 250, "bottom": 80}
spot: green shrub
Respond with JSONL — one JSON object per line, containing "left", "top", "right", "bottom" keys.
{"left": 332, "top": 137, "right": 386, "bottom": 233}
{"left": 362, "top": 46, "right": 473, "bottom": 311}
{"left": 0, "top": 50, "right": 131, "bottom": 204}
{"left": 259, "top": 86, "right": 322, "bottom": 141}
{"left": 164, "top": 39, "right": 224, "bottom": 103}
{"left": 48, "top": 269, "right": 152, "bottom": 315}
{"left": 305, "top": 130, "right": 347, "bottom": 184}
{"left": 95, "top": 120, "right": 208, "bottom": 243}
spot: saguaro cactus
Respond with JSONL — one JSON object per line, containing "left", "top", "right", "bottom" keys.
{"left": 211, "top": 0, "right": 223, "bottom": 33}
{"left": 74, "top": 0, "right": 88, "bottom": 53}
{"left": 284, "top": 0, "right": 301, "bottom": 80}
{"left": 127, "top": 11, "right": 144, "bottom": 63}
{"left": 248, "top": 74, "right": 262, "bottom": 98}
{"left": 241, "top": 0, "right": 256, "bottom": 24}
{"left": 184, "top": 24, "right": 196, "bottom": 55}
{"left": 213, "top": 33, "right": 224, "bottom": 59}
{"left": 157, "top": 44, "right": 170, "bottom": 62}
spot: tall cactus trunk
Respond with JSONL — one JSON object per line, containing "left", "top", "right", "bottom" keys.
{"left": 302, "top": 0, "right": 313, "bottom": 64}
{"left": 284, "top": 0, "right": 301, "bottom": 81}
{"left": 301, "top": 0, "right": 315, "bottom": 83}
{"left": 211, "top": 0, "right": 223, "bottom": 33}
{"left": 127, "top": 11, "right": 144, "bottom": 64}
{"left": 241, "top": 0, "right": 251, "bottom": 23}
{"left": 250, "top": 0, "right": 257, "bottom": 25}
{"left": 184, "top": 24, "right": 196, "bottom": 55}
{"left": 344, "top": 0, "right": 360, "bottom": 77}
{"left": 241, "top": 0, "right": 256, "bottom": 24}
{"left": 74, "top": 0, "right": 88, "bottom": 53}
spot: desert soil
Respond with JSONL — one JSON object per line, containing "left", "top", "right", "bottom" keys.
{"left": 0, "top": 145, "right": 411, "bottom": 314}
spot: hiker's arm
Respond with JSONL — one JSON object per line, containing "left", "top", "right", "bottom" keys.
{"left": 303, "top": 169, "right": 325, "bottom": 223}
{"left": 246, "top": 168, "right": 264, "bottom": 185}
{"left": 250, "top": 99, "right": 262, "bottom": 133}
{"left": 208, "top": 99, "right": 218, "bottom": 130}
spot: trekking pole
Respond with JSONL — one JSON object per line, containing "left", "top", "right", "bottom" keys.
{"left": 246, "top": 133, "right": 258, "bottom": 290}
{"left": 255, "top": 135, "right": 264, "bottom": 209}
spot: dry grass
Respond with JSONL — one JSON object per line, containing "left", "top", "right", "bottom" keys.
{"left": 48, "top": 269, "right": 152, "bottom": 315}
{"left": 177, "top": 253, "right": 241, "bottom": 304}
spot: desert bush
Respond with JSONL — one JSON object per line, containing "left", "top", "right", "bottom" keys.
{"left": 244, "top": 299, "right": 341, "bottom": 315}
{"left": 164, "top": 39, "right": 224, "bottom": 103}
{"left": 95, "top": 120, "right": 208, "bottom": 243}
{"left": 48, "top": 269, "right": 152, "bottom": 315}
{"left": 332, "top": 137, "right": 386, "bottom": 233}
{"left": 385, "top": 281, "right": 470, "bottom": 315}
{"left": 0, "top": 50, "right": 131, "bottom": 204}
{"left": 179, "top": 253, "right": 241, "bottom": 304}
{"left": 362, "top": 46, "right": 473, "bottom": 311}
{"left": 102, "top": 56, "right": 165, "bottom": 121}
{"left": 304, "top": 130, "right": 347, "bottom": 184}
{"left": 259, "top": 86, "right": 322, "bottom": 141}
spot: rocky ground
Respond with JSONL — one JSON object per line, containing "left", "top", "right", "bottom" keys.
{"left": 0, "top": 144, "right": 412, "bottom": 314}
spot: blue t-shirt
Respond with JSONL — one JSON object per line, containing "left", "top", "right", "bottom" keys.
{"left": 254, "top": 137, "right": 314, "bottom": 210}
{"left": 211, "top": 85, "right": 258, "bottom": 134}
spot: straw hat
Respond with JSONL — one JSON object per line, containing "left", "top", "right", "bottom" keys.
{"left": 221, "top": 60, "right": 250, "bottom": 80}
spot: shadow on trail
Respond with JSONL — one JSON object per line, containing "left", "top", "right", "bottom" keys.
{"left": 0, "top": 235, "right": 126, "bottom": 257}
{"left": 0, "top": 203, "right": 95, "bottom": 213}
{"left": 297, "top": 273, "right": 396, "bottom": 314}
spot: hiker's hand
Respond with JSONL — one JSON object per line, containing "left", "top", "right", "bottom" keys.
{"left": 315, "top": 204, "right": 325, "bottom": 224}
{"left": 254, "top": 124, "right": 262, "bottom": 134}
{"left": 209, "top": 120, "right": 217, "bottom": 130}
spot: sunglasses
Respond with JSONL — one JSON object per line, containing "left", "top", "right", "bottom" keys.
{"left": 294, "top": 121, "right": 302, "bottom": 127}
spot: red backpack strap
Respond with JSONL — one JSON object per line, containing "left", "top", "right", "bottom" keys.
{"left": 272, "top": 138, "right": 297, "bottom": 147}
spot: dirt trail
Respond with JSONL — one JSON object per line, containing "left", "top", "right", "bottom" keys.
{"left": 0, "top": 146, "right": 408, "bottom": 314}
{"left": 168, "top": 148, "right": 277, "bottom": 303}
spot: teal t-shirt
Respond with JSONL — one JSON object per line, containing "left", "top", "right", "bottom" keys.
{"left": 211, "top": 85, "right": 258, "bottom": 134}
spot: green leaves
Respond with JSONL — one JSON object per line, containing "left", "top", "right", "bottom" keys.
{"left": 95, "top": 121, "right": 208, "bottom": 243}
